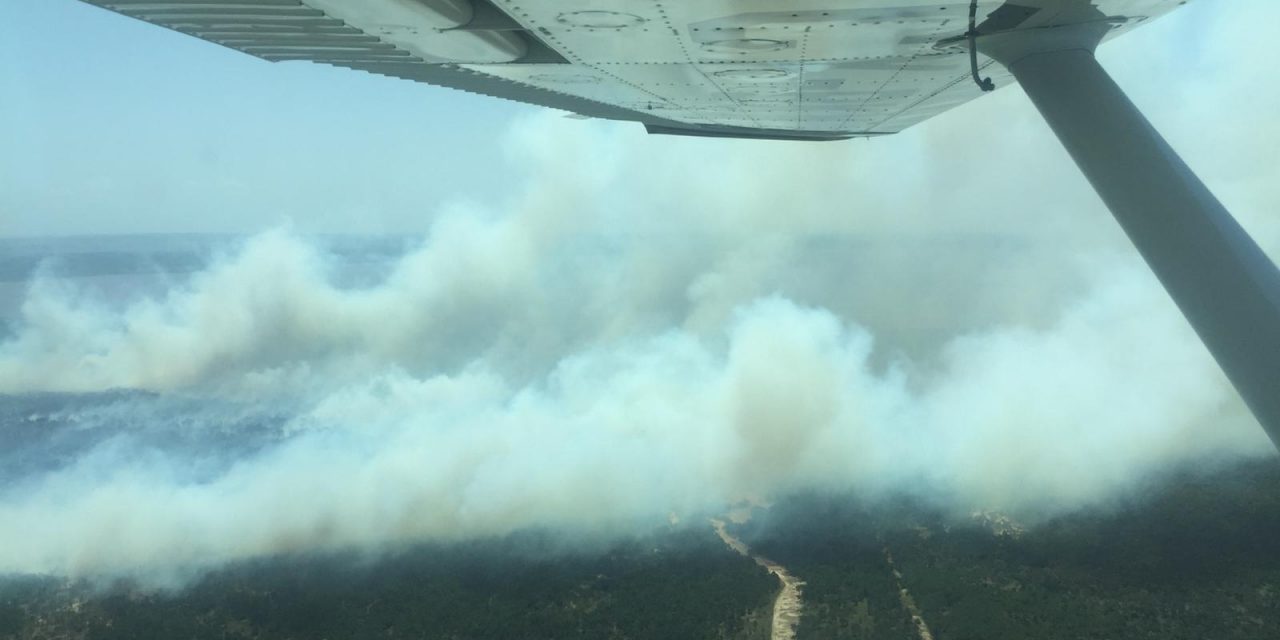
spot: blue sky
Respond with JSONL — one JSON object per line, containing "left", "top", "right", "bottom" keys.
{"left": 0, "top": 0, "right": 1270, "bottom": 238}
{"left": 0, "top": 0, "right": 529, "bottom": 236}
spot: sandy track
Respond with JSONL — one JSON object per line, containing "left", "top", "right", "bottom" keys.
{"left": 883, "top": 546, "right": 935, "bottom": 640}
{"left": 711, "top": 519, "right": 804, "bottom": 640}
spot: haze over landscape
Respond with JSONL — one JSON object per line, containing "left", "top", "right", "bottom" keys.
{"left": 2, "top": 1, "right": 1280, "bottom": 638}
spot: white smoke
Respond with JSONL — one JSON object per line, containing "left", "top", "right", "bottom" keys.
{"left": 1, "top": 0, "right": 1278, "bottom": 585}
{"left": 0, "top": 251, "right": 1269, "bottom": 583}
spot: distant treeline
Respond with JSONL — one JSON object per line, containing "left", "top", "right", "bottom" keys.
{"left": 0, "top": 527, "right": 775, "bottom": 640}
{"left": 4, "top": 457, "right": 1280, "bottom": 640}
{"left": 0, "top": 234, "right": 423, "bottom": 283}
{"left": 739, "top": 457, "right": 1280, "bottom": 640}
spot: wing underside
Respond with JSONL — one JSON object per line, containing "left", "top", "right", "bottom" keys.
{"left": 79, "top": 0, "right": 1188, "bottom": 140}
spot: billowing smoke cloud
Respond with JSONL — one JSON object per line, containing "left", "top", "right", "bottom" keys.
{"left": 2, "top": 0, "right": 1279, "bottom": 586}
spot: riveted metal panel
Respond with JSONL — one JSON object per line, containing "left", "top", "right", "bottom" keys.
{"left": 471, "top": 0, "right": 1186, "bottom": 135}
{"left": 76, "top": 0, "right": 1192, "bottom": 138}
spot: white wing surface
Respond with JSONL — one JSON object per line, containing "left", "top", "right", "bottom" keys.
{"left": 79, "top": 0, "right": 1188, "bottom": 139}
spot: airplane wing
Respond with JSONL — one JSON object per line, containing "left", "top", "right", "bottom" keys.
{"left": 78, "top": 1, "right": 1188, "bottom": 140}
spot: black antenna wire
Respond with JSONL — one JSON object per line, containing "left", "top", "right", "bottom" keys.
{"left": 967, "top": 0, "right": 996, "bottom": 92}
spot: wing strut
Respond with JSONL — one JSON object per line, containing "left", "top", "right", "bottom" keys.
{"left": 977, "top": 24, "right": 1280, "bottom": 448}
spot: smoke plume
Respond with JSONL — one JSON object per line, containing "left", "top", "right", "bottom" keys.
{"left": 1, "top": 0, "right": 1278, "bottom": 586}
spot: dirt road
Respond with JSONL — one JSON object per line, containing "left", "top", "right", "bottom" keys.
{"left": 711, "top": 518, "right": 804, "bottom": 640}
{"left": 883, "top": 546, "right": 935, "bottom": 640}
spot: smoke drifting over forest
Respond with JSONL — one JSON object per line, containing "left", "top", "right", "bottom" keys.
{"left": 2, "top": 1, "right": 1279, "bottom": 587}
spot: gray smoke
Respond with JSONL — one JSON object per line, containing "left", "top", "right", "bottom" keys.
{"left": 1, "top": 0, "right": 1278, "bottom": 586}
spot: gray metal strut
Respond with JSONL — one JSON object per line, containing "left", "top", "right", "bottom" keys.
{"left": 979, "top": 25, "right": 1280, "bottom": 448}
